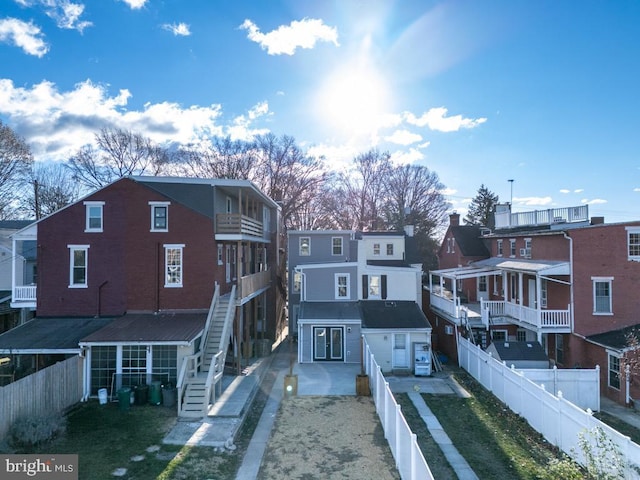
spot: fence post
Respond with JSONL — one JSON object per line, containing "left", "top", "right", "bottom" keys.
{"left": 410, "top": 433, "right": 417, "bottom": 480}
{"left": 395, "top": 404, "right": 402, "bottom": 468}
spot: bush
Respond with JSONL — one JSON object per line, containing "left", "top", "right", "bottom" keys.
{"left": 9, "top": 415, "right": 67, "bottom": 450}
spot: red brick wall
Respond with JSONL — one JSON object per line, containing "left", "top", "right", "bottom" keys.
{"left": 37, "top": 178, "right": 218, "bottom": 316}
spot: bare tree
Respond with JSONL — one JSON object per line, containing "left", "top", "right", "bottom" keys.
{"left": 174, "top": 136, "right": 256, "bottom": 179}
{"left": 67, "top": 127, "right": 171, "bottom": 191}
{"left": 21, "top": 163, "right": 80, "bottom": 219}
{"left": 0, "top": 121, "right": 33, "bottom": 219}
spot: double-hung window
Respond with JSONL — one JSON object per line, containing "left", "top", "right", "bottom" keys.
{"left": 332, "top": 237, "right": 343, "bottom": 256}
{"left": 293, "top": 271, "right": 302, "bottom": 294}
{"left": 84, "top": 201, "right": 104, "bottom": 232}
{"left": 386, "top": 243, "right": 394, "bottom": 256}
{"left": 626, "top": 227, "right": 640, "bottom": 261}
{"left": 608, "top": 353, "right": 621, "bottom": 389}
{"left": 165, "top": 244, "right": 184, "bottom": 287}
{"left": 335, "top": 273, "right": 350, "bottom": 299}
{"left": 497, "top": 239, "right": 503, "bottom": 256}
{"left": 299, "top": 237, "right": 310, "bottom": 256}
{"left": 150, "top": 202, "right": 169, "bottom": 232}
{"left": 592, "top": 276, "right": 613, "bottom": 314}
{"left": 69, "top": 245, "right": 89, "bottom": 288}
{"left": 509, "top": 239, "right": 516, "bottom": 257}
{"left": 373, "top": 243, "right": 380, "bottom": 255}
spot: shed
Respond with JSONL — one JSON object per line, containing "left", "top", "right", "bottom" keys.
{"left": 486, "top": 341, "right": 550, "bottom": 369}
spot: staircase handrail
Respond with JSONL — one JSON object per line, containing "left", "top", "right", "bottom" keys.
{"left": 199, "top": 283, "right": 220, "bottom": 361}
{"left": 218, "top": 285, "right": 236, "bottom": 353}
{"left": 176, "top": 353, "right": 199, "bottom": 416}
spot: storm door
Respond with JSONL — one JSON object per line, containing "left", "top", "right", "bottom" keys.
{"left": 313, "top": 327, "right": 344, "bottom": 361}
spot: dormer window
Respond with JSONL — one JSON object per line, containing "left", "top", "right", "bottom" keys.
{"left": 84, "top": 201, "right": 104, "bottom": 232}
{"left": 150, "top": 202, "right": 170, "bottom": 232}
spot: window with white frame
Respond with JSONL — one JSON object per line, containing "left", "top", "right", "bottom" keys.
{"left": 149, "top": 202, "right": 169, "bottom": 231}
{"left": 368, "top": 275, "right": 381, "bottom": 299}
{"left": 293, "top": 271, "right": 301, "bottom": 294}
{"left": 627, "top": 227, "right": 640, "bottom": 261}
{"left": 335, "top": 273, "right": 350, "bottom": 299}
{"left": 332, "top": 237, "right": 343, "bottom": 256}
{"left": 592, "top": 277, "right": 613, "bottom": 314}
{"left": 491, "top": 330, "right": 507, "bottom": 341}
{"left": 164, "top": 244, "right": 184, "bottom": 287}
{"left": 478, "top": 276, "right": 487, "bottom": 292}
{"left": 69, "top": 245, "right": 89, "bottom": 288}
{"left": 541, "top": 279, "right": 548, "bottom": 308}
{"left": 84, "top": 201, "right": 104, "bottom": 232}
{"left": 608, "top": 353, "right": 621, "bottom": 389}
{"left": 217, "top": 244, "right": 224, "bottom": 265}
{"left": 516, "top": 329, "right": 527, "bottom": 342}
{"left": 373, "top": 243, "right": 380, "bottom": 255}
{"left": 509, "top": 239, "right": 516, "bottom": 257}
{"left": 263, "top": 206, "right": 270, "bottom": 234}
{"left": 386, "top": 243, "right": 394, "bottom": 255}
{"left": 299, "top": 237, "right": 310, "bottom": 256}
{"left": 497, "top": 239, "right": 503, "bottom": 256}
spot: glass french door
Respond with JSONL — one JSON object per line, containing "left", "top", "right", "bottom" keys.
{"left": 313, "top": 327, "right": 344, "bottom": 361}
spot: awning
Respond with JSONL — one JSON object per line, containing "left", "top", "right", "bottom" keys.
{"left": 473, "top": 258, "right": 570, "bottom": 276}
{"left": 0, "top": 317, "right": 114, "bottom": 354}
{"left": 429, "top": 266, "right": 503, "bottom": 280}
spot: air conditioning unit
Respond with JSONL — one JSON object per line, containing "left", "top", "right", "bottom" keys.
{"left": 519, "top": 248, "right": 531, "bottom": 259}
{"left": 444, "top": 325, "right": 454, "bottom": 335}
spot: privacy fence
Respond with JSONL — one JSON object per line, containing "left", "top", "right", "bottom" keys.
{"left": 458, "top": 335, "right": 640, "bottom": 478}
{"left": 0, "top": 356, "right": 82, "bottom": 440}
{"left": 363, "top": 337, "right": 434, "bottom": 480}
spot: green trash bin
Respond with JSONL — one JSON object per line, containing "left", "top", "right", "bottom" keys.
{"left": 117, "top": 387, "right": 131, "bottom": 412}
{"left": 148, "top": 381, "right": 162, "bottom": 406}
{"left": 134, "top": 384, "right": 148, "bottom": 405}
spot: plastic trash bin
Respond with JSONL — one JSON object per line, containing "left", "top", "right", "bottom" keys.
{"left": 117, "top": 387, "right": 131, "bottom": 412}
{"left": 98, "top": 388, "right": 108, "bottom": 405}
{"left": 134, "top": 384, "right": 149, "bottom": 405}
{"left": 148, "top": 381, "right": 162, "bottom": 405}
{"left": 162, "top": 384, "right": 177, "bottom": 407}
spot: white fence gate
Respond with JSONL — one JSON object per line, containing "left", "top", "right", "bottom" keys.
{"left": 458, "top": 335, "right": 640, "bottom": 478}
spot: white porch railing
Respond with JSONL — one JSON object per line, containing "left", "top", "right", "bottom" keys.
{"left": 430, "top": 292, "right": 461, "bottom": 320}
{"left": 481, "top": 299, "right": 571, "bottom": 331}
{"left": 13, "top": 285, "right": 36, "bottom": 301}
{"left": 458, "top": 335, "right": 640, "bottom": 478}
{"left": 495, "top": 205, "right": 589, "bottom": 229}
{"left": 363, "top": 336, "right": 435, "bottom": 480}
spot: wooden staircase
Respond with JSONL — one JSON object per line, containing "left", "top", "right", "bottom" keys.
{"left": 177, "top": 285, "right": 236, "bottom": 418}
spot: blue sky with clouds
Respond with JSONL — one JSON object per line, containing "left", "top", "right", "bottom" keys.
{"left": 1, "top": 0, "right": 639, "bottom": 222}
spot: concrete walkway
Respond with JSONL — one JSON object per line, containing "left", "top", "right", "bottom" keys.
{"left": 408, "top": 391, "right": 479, "bottom": 480}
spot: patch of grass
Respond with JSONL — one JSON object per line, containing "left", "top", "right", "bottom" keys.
{"left": 422, "top": 368, "right": 581, "bottom": 480}
{"left": 594, "top": 411, "right": 640, "bottom": 444}
{"left": 395, "top": 393, "right": 457, "bottom": 480}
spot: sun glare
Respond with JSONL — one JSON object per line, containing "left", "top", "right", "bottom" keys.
{"left": 315, "top": 65, "right": 391, "bottom": 137}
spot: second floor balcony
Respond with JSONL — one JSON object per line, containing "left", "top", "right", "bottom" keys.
{"left": 481, "top": 299, "right": 571, "bottom": 333}
{"left": 215, "top": 214, "right": 265, "bottom": 241}
{"left": 238, "top": 269, "right": 270, "bottom": 301}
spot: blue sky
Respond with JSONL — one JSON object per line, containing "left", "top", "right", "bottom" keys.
{"left": 1, "top": 0, "right": 639, "bottom": 223}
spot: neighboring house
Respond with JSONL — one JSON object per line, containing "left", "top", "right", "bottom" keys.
{"left": 485, "top": 341, "right": 550, "bottom": 369}
{"left": 0, "top": 220, "right": 35, "bottom": 334}
{"left": 1, "top": 176, "right": 282, "bottom": 417}
{"left": 288, "top": 229, "right": 431, "bottom": 374}
{"left": 427, "top": 203, "right": 640, "bottom": 405}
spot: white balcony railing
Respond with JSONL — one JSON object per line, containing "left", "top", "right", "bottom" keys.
{"left": 13, "top": 285, "right": 36, "bottom": 302}
{"left": 481, "top": 299, "right": 571, "bottom": 331}
{"left": 495, "top": 205, "right": 589, "bottom": 230}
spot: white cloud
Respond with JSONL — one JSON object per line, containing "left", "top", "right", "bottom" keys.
{"left": 559, "top": 189, "right": 570, "bottom": 194}
{"left": 440, "top": 187, "right": 458, "bottom": 196}
{"left": 0, "top": 18, "right": 49, "bottom": 56}
{"left": 390, "top": 147, "right": 424, "bottom": 166}
{"left": 574, "top": 189, "right": 584, "bottom": 193}
{"left": 162, "top": 22, "right": 191, "bottom": 36}
{"left": 634, "top": 188, "right": 640, "bottom": 192}
{"left": 404, "top": 107, "right": 487, "bottom": 132}
{"left": 14, "top": 0, "right": 92, "bottom": 32}
{"left": 515, "top": 196, "right": 553, "bottom": 207}
{"left": 0, "top": 78, "right": 275, "bottom": 161}
{"left": 581, "top": 198, "right": 608, "bottom": 205}
{"left": 240, "top": 18, "right": 339, "bottom": 55}
{"left": 384, "top": 129, "right": 422, "bottom": 146}
{"left": 120, "top": 0, "right": 147, "bottom": 9}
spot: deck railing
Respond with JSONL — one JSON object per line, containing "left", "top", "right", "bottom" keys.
{"left": 239, "top": 269, "right": 270, "bottom": 299}
{"left": 481, "top": 299, "right": 571, "bottom": 331}
{"left": 216, "top": 213, "right": 263, "bottom": 237}
{"left": 495, "top": 205, "right": 588, "bottom": 230}
{"left": 13, "top": 285, "right": 36, "bottom": 301}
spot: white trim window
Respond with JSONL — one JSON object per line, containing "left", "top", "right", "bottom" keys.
{"left": 84, "top": 201, "right": 104, "bottom": 233}
{"left": 509, "top": 239, "right": 516, "bottom": 257}
{"left": 149, "top": 201, "right": 169, "bottom": 232}
{"left": 293, "top": 271, "right": 302, "bottom": 294}
{"left": 497, "top": 239, "right": 503, "bottom": 257}
{"left": 335, "top": 273, "right": 350, "bottom": 299}
{"left": 592, "top": 276, "right": 613, "bottom": 314}
{"left": 373, "top": 243, "right": 380, "bottom": 256}
{"left": 608, "top": 352, "right": 621, "bottom": 389}
{"left": 217, "top": 244, "right": 224, "bottom": 265}
{"left": 165, "top": 244, "right": 184, "bottom": 287}
{"left": 626, "top": 227, "right": 640, "bottom": 261}
{"left": 299, "top": 237, "right": 311, "bottom": 256}
{"left": 68, "top": 245, "right": 89, "bottom": 288}
{"left": 541, "top": 279, "right": 548, "bottom": 308}
{"left": 332, "top": 237, "right": 343, "bottom": 256}
{"left": 386, "top": 243, "right": 394, "bottom": 256}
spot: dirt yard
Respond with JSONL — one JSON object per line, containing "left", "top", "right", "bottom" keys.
{"left": 257, "top": 396, "right": 400, "bottom": 479}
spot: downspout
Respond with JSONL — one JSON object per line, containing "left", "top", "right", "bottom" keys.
{"left": 96, "top": 280, "right": 108, "bottom": 318}
{"left": 562, "top": 232, "right": 574, "bottom": 333}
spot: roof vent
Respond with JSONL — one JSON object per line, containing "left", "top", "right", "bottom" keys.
{"left": 385, "top": 301, "right": 397, "bottom": 307}
{"left": 504, "top": 342, "right": 509, "bottom": 348}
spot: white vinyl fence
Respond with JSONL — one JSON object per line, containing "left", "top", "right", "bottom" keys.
{"left": 0, "top": 356, "right": 83, "bottom": 439}
{"left": 363, "top": 337, "right": 435, "bottom": 480}
{"left": 459, "top": 335, "right": 640, "bottom": 478}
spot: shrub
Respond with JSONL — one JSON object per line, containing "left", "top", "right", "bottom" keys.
{"left": 9, "top": 415, "right": 67, "bottom": 450}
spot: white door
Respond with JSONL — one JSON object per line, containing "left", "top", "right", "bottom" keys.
{"left": 477, "top": 275, "right": 489, "bottom": 301}
{"left": 528, "top": 279, "right": 536, "bottom": 309}
{"left": 392, "top": 333, "right": 408, "bottom": 368}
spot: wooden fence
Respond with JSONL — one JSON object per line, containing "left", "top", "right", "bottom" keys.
{"left": 0, "top": 356, "right": 83, "bottom": 439}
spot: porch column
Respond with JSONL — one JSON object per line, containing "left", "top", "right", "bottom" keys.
{"left": 518, "top": 272, "right": 524, "bottom": 306}
{"left": 536, "top": 275, "right": 542, "bottom": 326}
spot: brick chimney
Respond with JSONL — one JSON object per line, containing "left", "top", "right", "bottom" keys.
{"left": 449, "top": 212, "right": 460, "bottom": 227}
